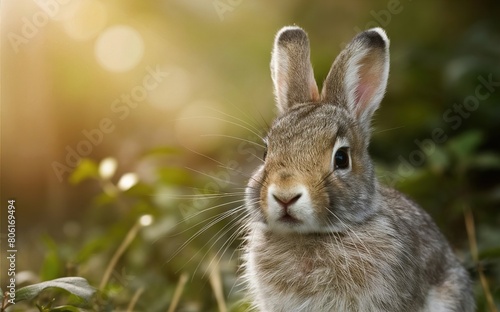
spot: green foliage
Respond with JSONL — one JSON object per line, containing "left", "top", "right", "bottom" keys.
{"left": 12, "top": 152, "right": 250, "bottom": 311}
{"left": 68, "top": 159, "right": 99, "bottom": 185}
{"left": 40, "top": 236, "right": 63, "bottom": 282}
{"left": 16, "top": 277, "right": 95, "bottom": 304}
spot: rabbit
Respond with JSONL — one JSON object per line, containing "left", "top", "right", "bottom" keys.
{"left": 243, "top": 26, "right": 475, "bottom": 312}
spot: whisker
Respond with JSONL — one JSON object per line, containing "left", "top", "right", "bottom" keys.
{"left": 373, "top": 125, "right": 406, "bottom": 134}
{"left": 217, "top": 99, "right": 269, "bottom": 137}
{"left": 214, "top": 165, "right": 251, "bottom": 179}
{"left": 180, "top": 208, "right": 247, "bottom": 275}
{"left": 184, "top": 167, "right": 240, "bottom": 187}
{"left": 166, "top": 205, "right": 246, "bottom": 263}
{"left": 185, "top": 192, "right": 246, "bottom": 199}
{"left": 325, "top": 208, "right": 381, "bottom": 282}
{"left": 315, "top": 170, "right": 333, "bottom": 188}
{"left": 331, "top": 213, "right": 368, "bottom": 278}
{"left": 183, "top": 146, "right": 230, "bottom": 168}
{"left": 201, "top": 134, "right": 266, "bottom": 148}
{"left": 203, "top": 105, "right": 263, "bottom": 135}
{"left": 210, "top": 213, "right": 251, "bottom": 270}
{"left": 248, "top": 153, "right": 264, "bottom": 163}
{"left": 166, "top": 198, "right": 247, "bottom": 238}
{"left": 325, "top": 219, "right": 353, "bottom": 290}
{"left": 151, "top": 192, "right": 246, "bottom": 200}
{"left": 177, "top": 116, "right": 264, "bottom": 140}
{"left": 197, "top": 216, "right": 246, "bottom": 279}
{"left": 256, "top": 111, "right": 270, "bottom": 132}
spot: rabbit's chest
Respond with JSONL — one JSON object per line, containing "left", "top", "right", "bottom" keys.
{"left": 247, "top": 247, "right": 383, "bottom": 312}
{"left": 245, "top": 231, "right": 401, "bottom": 311}
{"left": 250, "top": 241, "right": 373, "bottom": 293}
{"left": 250, "top": 234, "right": 383, "bottom": 286}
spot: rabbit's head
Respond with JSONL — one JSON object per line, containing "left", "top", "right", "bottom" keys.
{"left": 246, "top": 26, "right": 390, "bottom": 234}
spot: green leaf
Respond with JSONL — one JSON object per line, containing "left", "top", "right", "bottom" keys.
{"left": 40, "top": 235, "right": 62, "bottom": 281}
{"left": 49, "top": 305, "right": 82, "bottom": 311}
{"left": 69, "top": 159, "right": 99, "bottom": 185}
{"left": 467, "top": 153, "right": 500, "bottom": 169}
{"left": 16, "top": 277, "right": 96, "bottom": 304}
{"left": 74, "top": 235, "right": 110, "bottom": 263}
{"left": 36, "top": 303, "right": 46, "bottom": 311}
{"left": 92, "top": 192, "right": 116, "bottom": 207}
{"left": 427, "top": 147, "right": 450, "bottom": 172}
{"left": 446, "top": 131, "right": 483, "bottom": 160}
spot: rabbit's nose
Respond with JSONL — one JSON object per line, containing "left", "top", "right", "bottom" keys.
{"left": 272, "top": 193, "right": 302, "bottom": 211}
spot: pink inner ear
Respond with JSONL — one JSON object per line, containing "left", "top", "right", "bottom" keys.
{"left": 310, "top": 82, "right": 320, "bottom": 102}
{"left": 354, "top": 68, "right": 380, "bottom": 117}
{"left": 355, "top": 83, "right": 370, "bottom": 106}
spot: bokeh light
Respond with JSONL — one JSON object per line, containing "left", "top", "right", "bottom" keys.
{"left": 62, "top": 0, "right": 107, "bottom": 41}
{"left": 117, "top": 172, "right": 139, "bottom": 191}
{"left": 98, "top": 157, "right": 117, "bottom": 179}
{"left": 139, "top": 214, "right": 154, "bottom": 227}
{"left": 94, "top": 25, "right": 144, "bottom": 72}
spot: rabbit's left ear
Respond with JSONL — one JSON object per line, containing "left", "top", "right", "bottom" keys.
{"left": 322, "top": 28, "right": 390, "bottom": 134}
{"left": 271, "top": 26, "right": 320, "bottom": 114}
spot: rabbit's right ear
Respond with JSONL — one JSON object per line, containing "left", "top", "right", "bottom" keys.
{"left": 271, "top": 26, "right": 319, "bottom": 114}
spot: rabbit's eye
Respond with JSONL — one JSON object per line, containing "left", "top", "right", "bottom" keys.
{"left": 334, "top": 148, "right": 349, "bottom": 170}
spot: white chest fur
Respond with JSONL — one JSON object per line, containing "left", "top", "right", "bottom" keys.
{"left": 244, "top": 227, "right": 403, "bottom": 312}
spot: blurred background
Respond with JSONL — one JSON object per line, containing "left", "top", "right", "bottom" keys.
{"left": 2, "top": 0, "right": 500, "bottom": 311}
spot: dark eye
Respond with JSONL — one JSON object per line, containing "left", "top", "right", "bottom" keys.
{"left": 334, "top": 148, "right": 350, "bottom": 170}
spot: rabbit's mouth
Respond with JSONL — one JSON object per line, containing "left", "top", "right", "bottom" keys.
{"left": 278, "top": 213, "right": 301, "bottom": 225}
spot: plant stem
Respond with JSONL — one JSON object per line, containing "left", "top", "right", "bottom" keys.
{"left": 126, "top": 286, "right": 145, "bottom": 312}
{"left": 464, "top": 207, "right": 497, "bottom": 312}
{"left": 1, "top": 291, "right": 9, "bottom": 312}
{"left": 167, "top": 272, "right": 188, "bottom": 312}
{"left": 99, "top": 221, "right": 141, "bottom": 291}
{"left": 209, "top": 259, "right": 227, "bottom": 312}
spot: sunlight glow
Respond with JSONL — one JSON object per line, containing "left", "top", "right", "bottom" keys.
{"left": 94, "top": 25, "right": 144, "bottom": 72}
{"left": 63, "top": 0, "right": 107, "bottom": 41}
{"left": 99, "top": 157, "right": 118, "bottom": 179}
{"left": 117, "top": 173, "right": 139, "bottom": 191}
{"left": 149, "top": 66, "right": 192, "bottom": 110}
{"left": 139, "top": 214, "right": 154, "bottom": 227}
{"left": 174, "top": 101, "right": 226, "bottom": 152}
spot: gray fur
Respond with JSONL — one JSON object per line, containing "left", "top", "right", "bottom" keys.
{"left": 243, "top": 26, "right": 474, "bottom": 311}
